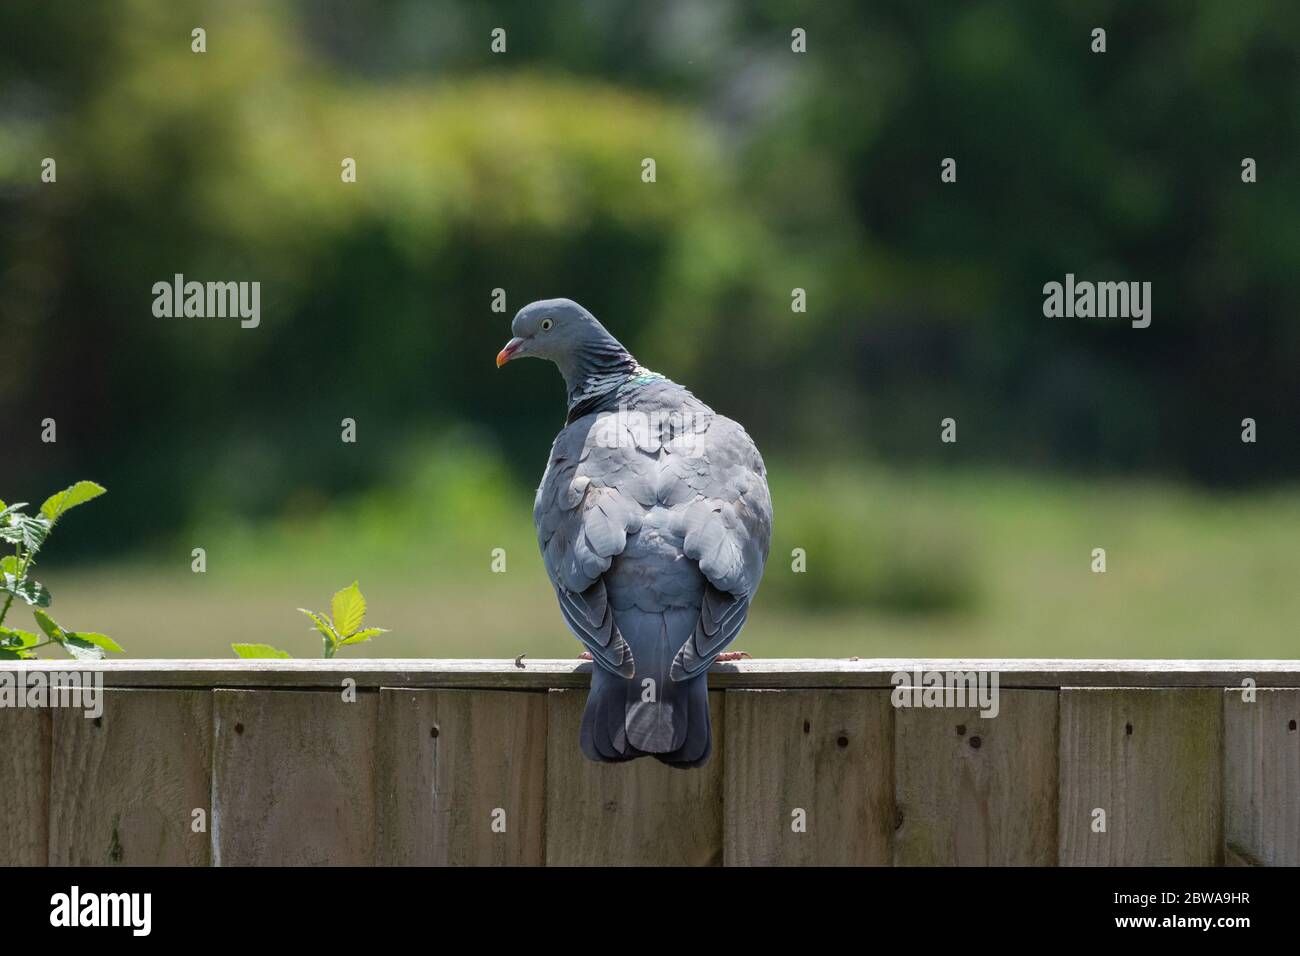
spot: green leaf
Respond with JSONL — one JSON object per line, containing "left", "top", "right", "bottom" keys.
{"left": 33, "top": 609, "right": 64, "bottom": 641}
{"left": 21, "top": 515, "right": 50, "bottom": 551}
{"left": 338, "top": 626, "right": 388, "bottom": 646}
{"left": 0, "top": 626, "right": 40, "bottom": 648}
{"left": 67, "top": 631, "right": 124, "bottom": 654}
{"left": 31, "top": 612, "right": 108, "bottom": 660}
{"left": 0, "top": 555, "right": 18, "bottom": 576}
{"left": 62, "top": 636, "right": 105, "bottom": 661}
{"left": 1, "top": 574, "right": 51, "bottom": 607}
{"left": 40, "top": 481, "right": 107, "bottom": 523}
{"left": 297, "top": 608, "right": 337, "bottom": 642}
{"left": 0, "top": 648, "right": 35, "bottom": 660}
{"left": 330, "top": 581, "right": 366, "bottom": 637}
{"left": 0, "top": 515, "right": 49, "bottom": 553}
{"left": 231, "top": 643, "right": 292, "bottom": 659}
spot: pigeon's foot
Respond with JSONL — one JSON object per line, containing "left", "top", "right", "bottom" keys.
{"left": 577, "top": 651, "right": 593, "bottom": 661}
{"left": 714, "top": 651, "right": 751, "bottom": 662}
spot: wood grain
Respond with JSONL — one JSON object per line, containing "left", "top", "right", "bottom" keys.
{"left": 1059, "top": 688, "right": 1223, "bottom": 865}
{"left": 895, "top": 689, "right": 1058, "bottom": 865}
{"left": 377, "top": 688, "right": 547, "bottom": 865}
{"left": 49, "top": 689, "right": 212, "bottom": 865}
{"left": 212, "top": 689, "right": 378, "bottom": 865}
{"left": 544, "top": 688, "right": 724, "bottom": 865}
{"left": 0, "top": 705, "right": 50, "bottom": 865}
{"left": 1223, "top": 688, "right": 1299, "bottom": 866}
{"left": 723, "top": 689, "right": 893, "bottom": 865}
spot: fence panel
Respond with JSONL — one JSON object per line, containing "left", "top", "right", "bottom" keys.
{"left": 212, "top": 688, "right": 378, "bottom": 865}
{"left": 723, "top": 689, "right": 894, "bottom": 865}
{"left": 1059, "top": 688, "right": 1223, "bottom": 865}
{"left": 1223, "top": 688, "right": 1299, "bottom": 866}
{"left": 895, "top": 689, "right": 1058, "bottom": 865}
{"left": 0, "top": 707, "right": 51, "bottom": 866}
{"left": 49, "top": 689, "right": 212, "bottom": 866}
{"left": 377, "top": 688, "right": 547, "bottom": 865}
{"left": 3, "top": 662, "right": 1295, "bottom": 866}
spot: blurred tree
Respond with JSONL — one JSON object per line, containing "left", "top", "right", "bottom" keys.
{"left": 0, "top": 0, "right": 1296, "bottom": 558}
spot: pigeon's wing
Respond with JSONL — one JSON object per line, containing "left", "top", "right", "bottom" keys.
{"left": 664, "top": 413, "right": 773, "bottom": 679}
{"left": 537, "top": 402, "right": 772, "bottom": 683}
{"left": 534, "top": 416, "right": 656, "bottom": 678}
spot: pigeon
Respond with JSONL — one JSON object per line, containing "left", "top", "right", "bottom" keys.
{"left": 497, "top": 298, "right": 772, "bottom": 768}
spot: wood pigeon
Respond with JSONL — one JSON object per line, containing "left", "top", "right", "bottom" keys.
{"left": 497, "top": 298, "right": 772, "bottom": 767}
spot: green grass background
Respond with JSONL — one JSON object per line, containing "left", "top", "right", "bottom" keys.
{"left": 19, "top": 441, "right": 1297, "bottom": 661}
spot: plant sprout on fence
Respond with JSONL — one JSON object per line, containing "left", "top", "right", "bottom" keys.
{"left": 232, "top": 580, "right": 389, "bottom": 659}
{"left": 0, "top": 481, "right": 124, "bottom": 660}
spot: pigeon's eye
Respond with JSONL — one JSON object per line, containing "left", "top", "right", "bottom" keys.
{"left": 540, "top": 318, "right": 553, "bottom": 331}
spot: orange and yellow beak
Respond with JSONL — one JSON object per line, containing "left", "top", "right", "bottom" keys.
{"left": 496, "top": 336, "right": 525, "bottom": 368}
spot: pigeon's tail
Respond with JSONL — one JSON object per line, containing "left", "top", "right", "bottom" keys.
{"left": 579, "top": 607, "right": 713, "bottom": 768}
{"left": 579, "top": 663, "right": 637, "bottom": 764}
{"left": 647, "top": 671, "right": 712, "bottom": 769}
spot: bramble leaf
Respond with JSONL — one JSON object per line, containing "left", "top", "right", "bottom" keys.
{"left": 68, "top": 631, "right": 124, "bottom": 653}
{"left": 1, "top": 514, "right": 50, "bottom": 553}
{"left": 0, "top": 626, "right": 40, "bottom": 648}
{"left": 62, "top": 636, "right": 106, "bottom": 661}
{"left": 33, "top": 609, "right": 64, "bottom": 641}
{"left": 298, "top": 608, "right": 337, "bottom": 641}
{"left": 1, "top": 574, "right": 51, "bottom": 607}
{"left": 330, "top": 581, "right": 366, "bottom": 637}
{"left": 338, "top": 626, "right": 388, "bottom": 646}
{"left": 232, "top": 643, "right": 292, "bottom": 659}
{"left": 22, "top": 516, "right": 49, "bottom": 551}
{"left": 40, "top": 481, "right": 107, "bottom": 523}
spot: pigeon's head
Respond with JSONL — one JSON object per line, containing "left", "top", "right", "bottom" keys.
{"left": 495, "top": 298, "right": 625, "bottom": 369}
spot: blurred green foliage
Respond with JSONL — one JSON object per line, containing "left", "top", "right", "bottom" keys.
{"left": 30, "top": 453, "right": 1300, "bottom": 659}
{"left": 765, "top": 466, "right": 980, "bottom": 612}
{"left": 1, "top": 2, "right": 1297, "bottom": 654}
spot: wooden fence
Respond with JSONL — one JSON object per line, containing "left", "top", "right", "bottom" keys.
{"left": 1, "top": 659, "right": 1296, "bottom": 866}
